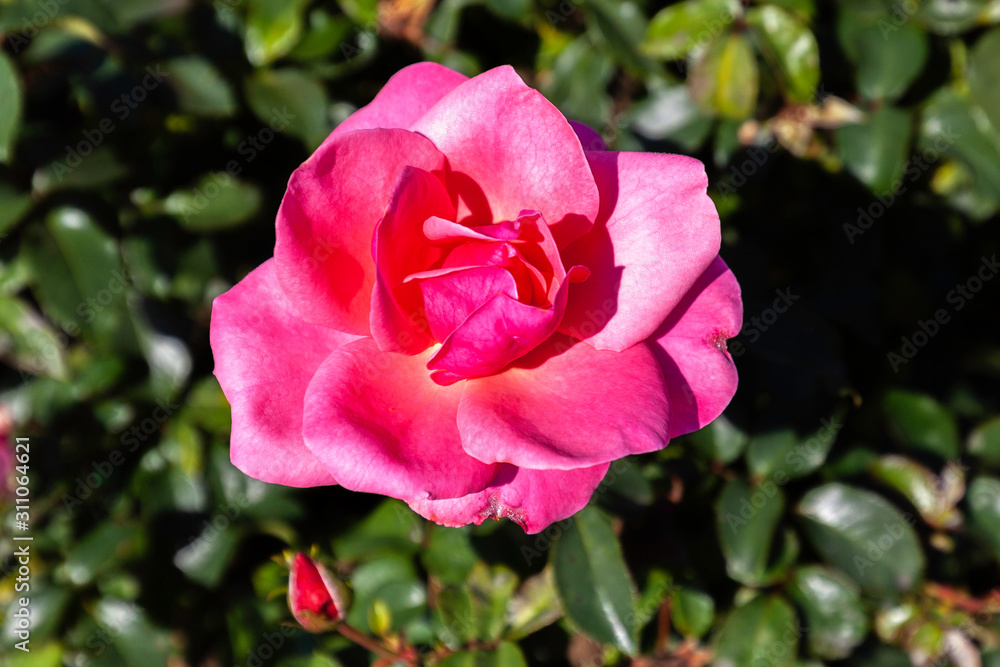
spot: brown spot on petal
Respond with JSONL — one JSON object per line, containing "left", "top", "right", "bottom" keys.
{"left": 709, "top": 330, "right": 732, "bottom": 354}
{"left": 479, "top": 492, "right": 527, "bottom": 529}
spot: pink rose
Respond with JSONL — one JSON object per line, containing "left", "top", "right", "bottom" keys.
{"left": 210, "top": 63, "right": 742, "bottom": 534}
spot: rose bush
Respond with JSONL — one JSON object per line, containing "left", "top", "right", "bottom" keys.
{"left": 210, "top": 63, "right": 742, "bottom": 534}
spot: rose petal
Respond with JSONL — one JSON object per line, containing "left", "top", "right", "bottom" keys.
{"left": 302, "top": 338, "right": 498, "bottom": 500}
{"left": 408, "top": 462, "right": 609, "bottom": 534}
{"left": 330, "top": 62, "right": 468, "bottom": 137}
{"left": 569, "top": 120, "right": 608, "bottom": 151}
{"left": 274, "top": 129, "right": 446, "bottom": 334}
{"left": 411, "top": 66, "right": 600, "bottom": 246}
{"left": 426, "top": 267, "right": 588, "bottom": 386}
{"left": 560, "top": 150, "right": 720, "bottom": 351}
{"left": 457, "top": 334, "right": 670, "bottom": 469}
{"left": 414, "top": 266, "right": 519, "bottom": 342}
{"left": 370, "top": 166, "right": 455, "bottom": 353}
{"left": 651, "top": 256, "right": 742, "bottom": 438}
{"left": 211, "top": 260, "right": 357, "bottom": 487}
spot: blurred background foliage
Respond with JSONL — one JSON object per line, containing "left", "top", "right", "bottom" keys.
{"left": 0, "top": 0, "right": 999, "bottom": 664}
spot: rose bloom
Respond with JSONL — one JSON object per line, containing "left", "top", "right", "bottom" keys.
{"left": 210, "top": 63, "right": 742, "bottom": 534}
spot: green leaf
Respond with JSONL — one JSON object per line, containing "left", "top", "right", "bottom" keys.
{"left": 184, "top": 377, "right": 232, "bottom": 435}
{"left": 968, "top": 477, "right": 1000, "bottom": 561}
{"left": 289, "top": 10, "right": 355, "bottom": 60}
{"left": 684, "top": 414, "right": 748, "bottom": 464}
{"left": 969, "top": 28, "right": 1000, "bottom": 133}
{"left": 92, "top": 599, "right": 173, "bottom": 666}
{"left": 796, "top": 483, "right": 925, "bottom": 597}
{"left": 919, "top": 0, "right": 989, "bottom": 35}
{"left": 869, "top": 455, "right": 963, "bottom": 529}
{"left": 0, "top": 180, "right": 32, "bottom": 237}
{"left": 173, "top": 524, "right": 242, "bottom": 589}
{"left": 716, "top": 477, "right": 785, "bottom": 586}
{"left": 32, "top": 146, "right": 129, "bottom": 195}
{"left": 162, "top": 174, "right": 262, "bottom": 232}
{"left": 787, "top": 566, "right": 869, "bottom": 659}
{"left": 22, "top": 207, "right": 138, "bottom": 352}
{"left": 245, "top": 0, "right": 311, "bottom": 65}
{"left": 837, "top": 107, "right": 912, "bottom": 193}
{"left": 542, "top": 35, "right": 615, "bottom": 131}
{"left": 746, "top": 429, "right": 799, "bottom": 481}
{"left": 671, "top": 587, "right": 715, "bottom": 639}
{"left": 422, "top": 525, "right": 478, "bottom": 586}
{"left": 0, "top": 52, "right": 22, "bottom": 163}
{"left": 5, "top": 643, "right": 63, "bottom": 667}
{"left": 837, "top": 7, "right": 927, "bottom": 101}
{"left": 62, "top": 522, "right": 141, "bottom": 586}
{"left": 0, "top": 585, "right": 71, "bottom": 645}
{"left": 643, "top": 0, "right": 739, "bottom": 60}
{"left": 746, "top": 6, "right": 819, "bottom": 102}
{"left": 689, "top": 31, "right": 759, "bottom": 120}
{"left": 245, "top": 68, "right": 330, "bottom": 149}
{"left": 883, "top": 389, "right": 960, "bottom": 459}
{"left": 552, "top": 505, "right": 637, "bottom": 654}
{"left": 507, "top": 568, "right": 563, "bottom": 640}
{"left": 164, "top": 57, "right": 237, "bottom": 118}
{"left": 467, "top": 563, "right": 519, "bottom": 643}
{"left": 601, "top": 457, "right": 654, "bottom": 505}
{"left": 759, "top": 0, "right": 815, "bottom": 21}
{"left": 436, "top": 642, "right": 528, "bottom": 667}
{"left": 0, "top": 295, "right": 69, "bottom": 379}
{"left": 630, "top": 81, "right": 714, "bottom": 150}
{"left": 334, "top": 499, "right": 423, "bottom": 560}
{"left": 584, "top": 0, "right": 655, "bottom": 73}
{"left": 347, "top": 555, "right": 426, "bottom": 633}
{"left": 920, "top": 87, "right": 1000, "bottom": 202}
{"left": 969, "top": 416, "right": 1000, "bottom": 466}
{"left": 713, "top": 595, "right": 799, "bottom": 667}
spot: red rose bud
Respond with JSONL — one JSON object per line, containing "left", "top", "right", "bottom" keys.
{"left": 288, "top": 552, "right": 348, "bottom": 633}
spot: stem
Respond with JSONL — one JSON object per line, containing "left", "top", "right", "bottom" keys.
{"left": 655, "top": 597, "right": 671, "bottom": 655}
{"left": 336, "top": 623, "right": 407, "bottom": 663}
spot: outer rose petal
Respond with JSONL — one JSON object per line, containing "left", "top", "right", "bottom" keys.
{"left": 330, "top": 62, "right": 468, "bottom": 137}
{"left": 211, "top": 260, "right": 357, "bottom": 487}
{"left": 274, "top": 129, "right": 446, "bottom": 334}
{"left": 457, "top": 334, "right": 670, "bottom": 470}
{"left": 371, "top": 166, "right": 456, "bottom": 353}
{"left": 409, "top": 463, "right": 609, "bottom": 534}
{"left": 302, "top": 338, "right": 498, "bottom": 501}
{"left": 560, "top": 151, "right": 721, "bottom": 352}
{"left": 651, "top": 256, "right": 742, "bottom": 438}
{"left": 411, "top": 66, "right": 600, "bottom": 247}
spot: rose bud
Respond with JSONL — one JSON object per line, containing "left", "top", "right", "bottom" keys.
{"left": 287, "top": 552, "right": 348, "bottom": 633}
